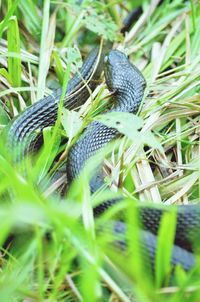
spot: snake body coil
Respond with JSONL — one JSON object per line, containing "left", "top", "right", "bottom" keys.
{"left": 67, "top": 50, "right": 199, "bottom": 270}
{"left": 6, "top": 47, "right": 104, "bottom": 161}
{"left": 6, "top": 48, "right": 199, "bottom": 272}
{"left": 67, "top": 50, "right": 146, "bottom": 192}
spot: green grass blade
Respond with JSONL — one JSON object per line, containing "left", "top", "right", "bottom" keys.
{"left": 37, "top": 0, "right": 51, "bottom": 100}
{"left": 155, "top": 209, "right": 177, "bottom": 288}
{"left": 0, "top": 0, "right": 20, "bottom": 39}
{"left": 7, "top": 16, "right": 21, "bottom": 87}
{"left": 18, "top": 0, "right": 42, "bottom": 37}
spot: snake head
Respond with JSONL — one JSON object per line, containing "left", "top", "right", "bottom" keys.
{"left": 104, "top": 50, "right": 146, "bottom": 93}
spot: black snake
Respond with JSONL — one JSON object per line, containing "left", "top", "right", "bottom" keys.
{"left": 6, "top": 47, "right": 199, "bottom": 272}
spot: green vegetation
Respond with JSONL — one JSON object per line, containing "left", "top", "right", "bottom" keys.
{"left": 0, "top": 0, "right": 200, "bottom": 301}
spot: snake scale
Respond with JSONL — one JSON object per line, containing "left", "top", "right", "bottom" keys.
{"left": 6, "top": 47, "right": 199, "bottom": 272}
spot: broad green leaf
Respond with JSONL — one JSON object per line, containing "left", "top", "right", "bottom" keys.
{"left": 96, "top": 112, "right": 163, "bottom": 151}
{"left": 64, "top": 46, "right": 82, "bottom": 72}
{"left": 141, "top": 131, "right": 164, "bottom": 152}
{"left": 61, "top": 108, "right": 83, "bottom": 142}
{"left": 83, "top": 9, "right": 119, "bottom": 41}
{"left": 96, "top": 112, "right": 143, "bottom": 132}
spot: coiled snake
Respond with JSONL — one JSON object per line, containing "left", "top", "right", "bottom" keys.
{"left": 6, "top": 47, "right": 199, "bottom": 272}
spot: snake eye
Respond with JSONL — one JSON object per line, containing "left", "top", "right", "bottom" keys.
{"left": 104, "top": 55, "right": 108, "bottom": 63}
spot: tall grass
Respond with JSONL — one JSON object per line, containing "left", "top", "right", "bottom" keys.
{"left": 0, "top": 0, "right": 200, "bottom": 301}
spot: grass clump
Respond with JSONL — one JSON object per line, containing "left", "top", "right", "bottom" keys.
{"left": 0, "top": 0, "right": 200, "bottom": 301}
